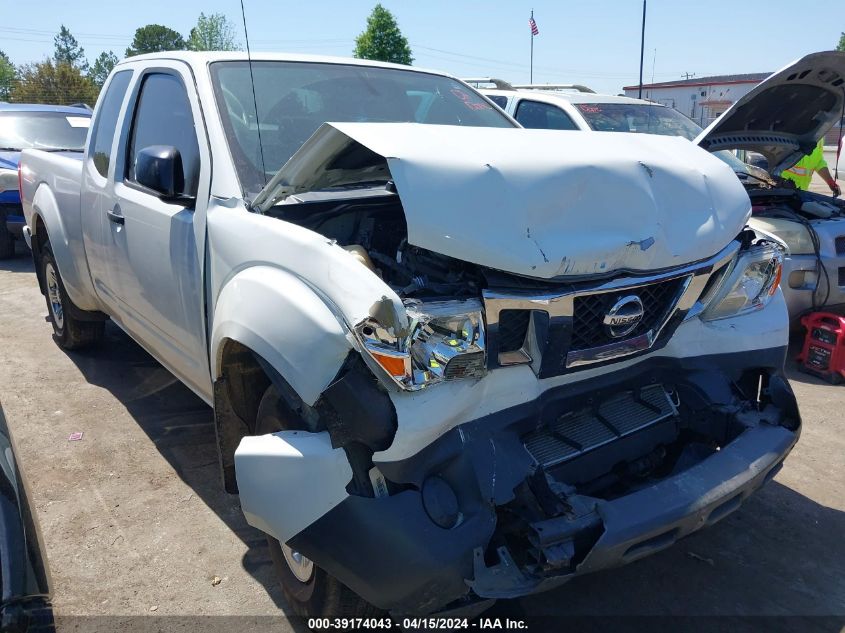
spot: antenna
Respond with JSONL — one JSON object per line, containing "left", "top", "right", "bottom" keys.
{"left": 240, "top": 0, "right": 267, "bottom": 189}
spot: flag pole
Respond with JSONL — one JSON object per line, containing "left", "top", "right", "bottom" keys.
{"left": 638, "top": 0, "right": 647, "bottom": 99}
{"left": 530, "top": 9, "right": 534, "bottom": 83}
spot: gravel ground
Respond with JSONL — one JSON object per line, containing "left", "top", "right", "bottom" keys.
{"left": 1, "top": 241, "right": 843, "bottom": 632}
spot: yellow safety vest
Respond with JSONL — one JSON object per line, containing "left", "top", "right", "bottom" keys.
{"left": 781, "top": 139, "right": 827, "bottom": 190}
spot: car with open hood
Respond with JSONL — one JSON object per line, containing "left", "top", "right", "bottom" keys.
{"left": 479, "top": 51, "right": 845, "bottom": 319}
{"left": 18, "top": 52, "right": 801, "bottom": 620}
{"left": 696, "top": 51, "right": 845, "bottom": 318}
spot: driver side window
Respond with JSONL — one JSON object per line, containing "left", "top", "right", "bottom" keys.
{"left": 126, "top": 72, "right": 200, "bottom": 197}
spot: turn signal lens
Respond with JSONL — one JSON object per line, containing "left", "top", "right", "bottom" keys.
{"left": 370, "top": 351, "right": 408, "bottom": 377}
{"left": 769, "top": 261, "right": 782, "bottom": 296}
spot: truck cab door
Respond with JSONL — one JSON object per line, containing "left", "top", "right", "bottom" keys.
{"left": 105, "top": 64, "right": 212, "bottom": 400}
{"left": 81, "top": 69, "right": 133, "bottom": 313}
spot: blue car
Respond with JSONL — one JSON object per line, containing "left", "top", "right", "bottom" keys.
{"left": 0, "top": 103, "right": 91, "bottom": 258}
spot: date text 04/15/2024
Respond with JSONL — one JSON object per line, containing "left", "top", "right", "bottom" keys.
{"left": 307, "top": 618, "right": 528, "bottom": 630}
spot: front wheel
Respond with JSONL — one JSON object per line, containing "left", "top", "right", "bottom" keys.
{"left": 254, "top": 385, "right": 380, "bottom": 619}
{"left": 41, "top": 244, "right": 104, "bottom": 350}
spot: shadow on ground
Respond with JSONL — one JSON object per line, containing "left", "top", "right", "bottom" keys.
{"left": 59, "top": 320, "right": 300, "bottom": 620}
{"left": 0, "top": 240, "right": 35, "bottom": 272}
{"left": 56, "top": 300, "right": 845, "bottom": 627}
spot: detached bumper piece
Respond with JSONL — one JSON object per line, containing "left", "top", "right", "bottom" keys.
{"left": 285, "top": 351, "right": 800, "bottom": 615}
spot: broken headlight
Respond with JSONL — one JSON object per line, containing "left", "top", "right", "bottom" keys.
{"left": 355, "top": 300, "right": 487, "bottom": 390}
{"left": 700, "top": 242, "right": 784, "bottom": 321}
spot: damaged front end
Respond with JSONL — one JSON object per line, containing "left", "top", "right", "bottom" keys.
{"left": 235, "top": 232, "right": 798, "bottom": 615}
{"left": 276, "top": 352, "right": 799, "bottom": 615}
{"left": 234, "top": 121, "right": 799, "bottom": 615}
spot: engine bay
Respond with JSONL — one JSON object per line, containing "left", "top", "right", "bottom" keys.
{"left": 267, "top": 186, "right": 485, "bottom": 299}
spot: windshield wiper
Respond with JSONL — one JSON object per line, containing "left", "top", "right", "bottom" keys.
{"left": 41, "top": 148, "right": 84, "bottom": 153}
{"left": 0, "top": 147, "right": 22, "bottom": 151}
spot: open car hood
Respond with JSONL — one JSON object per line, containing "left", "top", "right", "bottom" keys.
{"left": 695, "top": 51, "right": 845, "bottom": 176}
{"left": 254, "top": 122, "right": 749, "bottom": 279}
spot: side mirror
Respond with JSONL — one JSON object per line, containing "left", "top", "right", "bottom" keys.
{"left": 134, "top": 145, "right": 186, "bottom": 200}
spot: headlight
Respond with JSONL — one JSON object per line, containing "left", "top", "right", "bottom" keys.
{"left": 700, "top": 242, "right": 784, "bottom": 321}
{"left": 355, "top": 299, "right": 486, "bottom": 390}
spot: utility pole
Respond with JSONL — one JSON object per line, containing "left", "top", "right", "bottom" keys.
{"left": 682, "top": 72, "right": 696, "bottom": 80}
{"left": 637, "top": 0, "right": 647, "bottom": 99}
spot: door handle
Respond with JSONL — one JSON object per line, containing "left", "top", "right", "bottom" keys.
{"left": 107, "top": 206, "right": 124, "bottom": 225}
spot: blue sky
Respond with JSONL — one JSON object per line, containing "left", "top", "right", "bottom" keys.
{"left": 2, "top": 0, "right": 842, "bottom": 94}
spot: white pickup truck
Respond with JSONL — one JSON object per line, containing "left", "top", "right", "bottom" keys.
{"left": 20, "top": 52, "right": 800, "bottom": 618}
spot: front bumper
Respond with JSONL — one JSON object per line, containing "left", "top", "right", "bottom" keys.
{"left": 281, "top": 348, "right": 800, "bottom": 614}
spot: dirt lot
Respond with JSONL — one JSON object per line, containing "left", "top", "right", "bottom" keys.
{"left": 1, "top": 238, "right": 844, "bottom": 632}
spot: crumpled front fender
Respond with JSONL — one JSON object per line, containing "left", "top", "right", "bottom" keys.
{"left": 210, "top": 266, "right": 352, "bottom": 406}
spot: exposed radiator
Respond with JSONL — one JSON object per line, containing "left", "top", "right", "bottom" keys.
{"left": 524, "top": 384, "right": 678, "bottom": 468}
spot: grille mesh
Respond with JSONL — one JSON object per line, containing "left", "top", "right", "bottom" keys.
{"left": 570, "top": 277, "right": 686, "bottom": 351}
{"left": 498, "top": 310, "right": 531, "bottom": 352}
{"left": 835, "top": 236, "right": 845, "bottom": 256}
{"left": 524, "top": 384, "right": 676, "bottom": 468}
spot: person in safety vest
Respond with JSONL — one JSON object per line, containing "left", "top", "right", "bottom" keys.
{"left": 781, "top": 138, "right": 841, "bottom": 196}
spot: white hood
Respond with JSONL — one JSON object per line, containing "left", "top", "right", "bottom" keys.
{"left": 695, "top": 51, "right": 845, "bottom": 175}
{"left": 255, "top": 123, "right": 750, "bottom": 279}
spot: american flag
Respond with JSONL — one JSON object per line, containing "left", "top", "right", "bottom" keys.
{"left": 529, "top": 16, "right": 539, "bottom": 36}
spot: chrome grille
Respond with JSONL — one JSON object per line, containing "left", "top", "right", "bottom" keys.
{"left": 524, "top": 384, "right": 677, "bottom": 468}
{"left": 483, "top": 241, "right": 739, "bottom": 375}
{"left": 571, "top": 277, "right": 687, "bottom": 351}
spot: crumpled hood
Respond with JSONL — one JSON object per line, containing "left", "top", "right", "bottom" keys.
{"left": 695, "top": 51, "right": 845, "bottom": 175}
{"left": 256, "top": 122, "right": 750, "bottom": 279}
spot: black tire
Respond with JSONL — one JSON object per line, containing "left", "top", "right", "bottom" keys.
{"left": 0, "top": 211, "right": 13, "bottom": 259}
{"left": 255, "top": 385, "right": 380, "bottom": 620}
{"left": 40, "top": 244, "right": 104, "bottom": 350}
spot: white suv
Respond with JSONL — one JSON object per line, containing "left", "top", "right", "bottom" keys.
{"left": 472, "top": 79, "right": 702, "bottom": 139}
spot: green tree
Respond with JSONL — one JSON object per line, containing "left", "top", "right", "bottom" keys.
{"left": 54, "top": 25, "right": 88, "bottom": 72}
{"left": 89, "top": 51, "right": 119, "bottom": 88}
{"left": 353, "top": 4, "right": 412, "bottom": 65}
{"left": 187, "top": 13, "right": 240, "bottom": 51}
{"left": 0, "top": 50, "right": 16, "bottom": 101}
{"left": 837, "top": 32, "right": 845, "bottom": 52}
{"left": 125, "top": 24, "right": 185, "bottom": 57}
{"left": 11, "top": 61, "right": 99, "bottom": 106}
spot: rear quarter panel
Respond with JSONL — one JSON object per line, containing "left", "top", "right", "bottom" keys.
{"left": 20, "top": 150, "right": 101, "bottom": 311}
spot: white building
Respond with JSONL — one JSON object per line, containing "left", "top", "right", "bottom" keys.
{"left": 623, "top": 73, "right": 770, "bottom": 128}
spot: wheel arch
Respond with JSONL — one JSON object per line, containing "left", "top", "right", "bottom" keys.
{"left": 29, "top": 184, "right": 99, "bottom": 311}
{"left": 209, "top": 266, "right": 356, "bottom": 492}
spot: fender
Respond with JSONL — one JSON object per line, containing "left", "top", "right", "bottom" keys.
{"left": 30, "top": 184, "right": 100, "bottom": 312}
{"left": 210, "top": 265, "right": 353, "bottom": 406}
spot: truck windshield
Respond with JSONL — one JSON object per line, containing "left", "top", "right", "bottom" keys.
{"left": 210, "top": 60, "right": 514, "bottom": 195}
{"left": 0, "top": 111, "right": 91, "bottom": 151}
{"left": 575, "top": 103, "right": 701, "bottom": 140}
